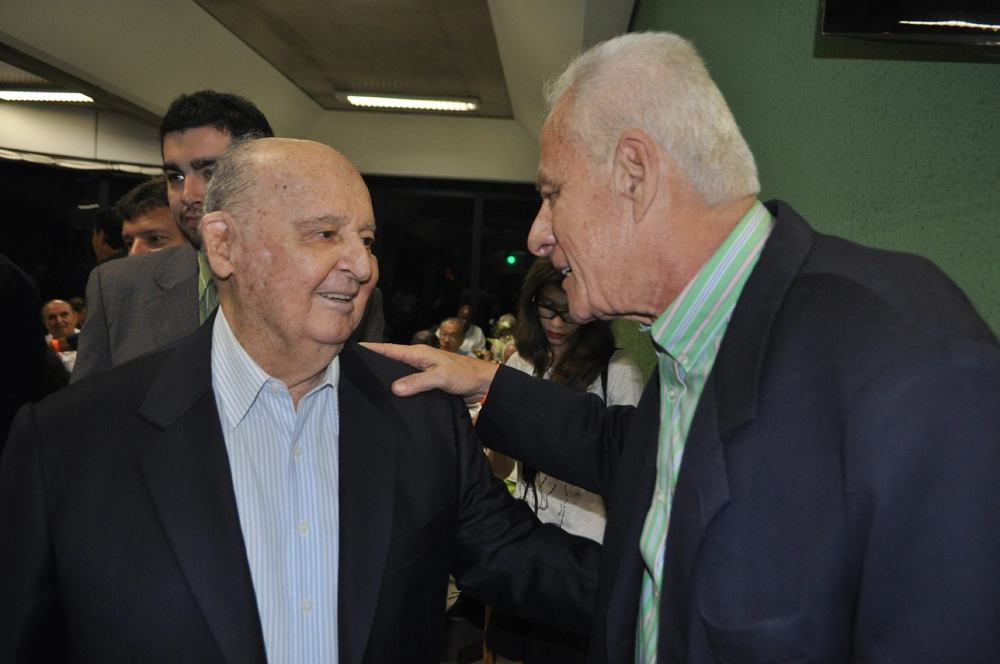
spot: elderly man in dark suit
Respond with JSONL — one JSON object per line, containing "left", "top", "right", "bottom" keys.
{"left": 369, "top": 32, "right": 1000, "bottom": 663}
{"left": 0, "top": 138, "right": 598, "bottom": 662}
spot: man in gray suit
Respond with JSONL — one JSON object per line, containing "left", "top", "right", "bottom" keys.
{"left": 73, "top": 91, "right": 385, "bottom": 382}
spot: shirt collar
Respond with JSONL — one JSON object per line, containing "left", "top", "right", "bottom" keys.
{"left": 648, "top": 200, "right": 774, "bottom": 362}
{"left": 211, "top": 306, "right": 340, "bottom": 432}
{"left": 197, "top": 251, "right": 212, "bottom": 300}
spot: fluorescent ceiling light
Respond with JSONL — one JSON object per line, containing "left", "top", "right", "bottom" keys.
{"left": 899, "top": 20, "right": 1000, "bottom": 32}
{"left": 77, "top": 203, "right": 100, "bottom": 210}
{"left": 0, "top": 91, "right": 93, "bottom": 102}
{"left": 341, "top": 93, "right": 478, "bottom": 112}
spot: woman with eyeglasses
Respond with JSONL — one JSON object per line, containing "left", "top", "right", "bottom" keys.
{"left": 485, "top": 257, "right": 643, "bottom": 664}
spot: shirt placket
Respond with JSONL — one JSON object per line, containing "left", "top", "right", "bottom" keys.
{"left": 286, "top": 388, "right": 326, "bottom": 663}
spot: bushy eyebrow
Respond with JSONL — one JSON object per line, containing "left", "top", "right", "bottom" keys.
{"left": 162, "top": 157, "right": 217, "bottom": 173}
{"left": 294, "top": 216, "right": 345, "bottom": 233}
{"left": 535, "top": 296, "right": 567, "bottom": 308}
{"left": 293, "top": 216, "right": 376, "bottom": 236}
{"left": 536, "top": 174, "right": 560, "bottom": 192}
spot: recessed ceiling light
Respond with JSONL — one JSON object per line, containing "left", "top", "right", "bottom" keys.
{"left": 0, "top": 91, "right": 94, "bottom": 103}
{"left": 338, "top": 92, "right": 478, "bottom": 113}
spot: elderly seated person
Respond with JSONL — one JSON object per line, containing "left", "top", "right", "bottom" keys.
{"left": 438, "top": 317, "right": 471, "bottom": 355}
{"left": 41, "top": 299, "right": 79, "bottom": 372}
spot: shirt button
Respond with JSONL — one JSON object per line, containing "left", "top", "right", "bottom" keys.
{"left": 293, "top": 445, "right": 302, "bottom": 458}
{"left": 297, "top": 521, "right": 309, "bottom": 534}
{"left": 302, "top": 600, "right": 312, "bottom": 614}
{"left": 268, "top": 383, "right": 281, "bottom": 393}
{"left": 667, "top": 388, "right": 678, "bottom": 399}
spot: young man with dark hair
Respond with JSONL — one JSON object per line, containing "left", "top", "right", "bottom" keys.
{"left": 116, "top": 175, "right": 188, "bottom": 256}
{"left": 158, "top": 90, "right": 273, "bottom": 148}
{"left": 159, "top": 91, "right": 274, "bottom": 250}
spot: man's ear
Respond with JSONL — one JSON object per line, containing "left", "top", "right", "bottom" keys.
{"left": 613, "top": 128, "right": 659, "bottom": 224}
{"left": 201, "top": 211, "right": 235, "bottom": 280}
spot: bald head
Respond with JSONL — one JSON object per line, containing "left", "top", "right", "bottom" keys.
{"left": 200, "top": 138, "right": 377, "bottom": 387}
{"left": 42, "top": 299, "right": 76, "bottom": 340}
{"left": 205, "top": 138, "right": 367, "bottom": 228}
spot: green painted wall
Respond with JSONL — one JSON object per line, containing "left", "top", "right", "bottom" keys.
{"left": 631, "top": 0, "right": 1000, "bottom": 336}
{"left": 613, "top": 319, "right": 658, "bottom": 383}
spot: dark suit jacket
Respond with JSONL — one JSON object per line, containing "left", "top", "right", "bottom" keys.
{"left": 477, "top": 201, "right": 1000, "bottom": 663}
{"left": 72, "top": 244, "right": 386, "bottom": 382}
{"left": 0, "top": 318, "right": 599, "bottom": 663}
{"left": 0, "top": 254, "right": 46, "bottom": 450}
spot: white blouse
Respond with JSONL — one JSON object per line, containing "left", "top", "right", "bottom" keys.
{"left": 505, "top": 348, "right": 644, "bottom": 543}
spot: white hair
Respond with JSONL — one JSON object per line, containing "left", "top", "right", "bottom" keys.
{"left": 546, "top": 32, "right": 759, "bottom": 205}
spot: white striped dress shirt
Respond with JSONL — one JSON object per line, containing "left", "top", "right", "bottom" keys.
{"left": 211, "top": 309, "right": 340, "bottom": 664}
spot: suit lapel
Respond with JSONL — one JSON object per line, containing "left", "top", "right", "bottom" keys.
{"left": 653, "top": 201, "right": 815, "bottom": 660}
{"left": 336, "top": 344, "right": 399, "bottom": 664}
{"left": 145, "top": 245, "right": 200, "bottom": 348}
{"left": 601, "top": 376, "right": 663, "bottom": 662}
{"left": 136, "top": 316, "right": 268, "bottom": 664}
{"left": 712, "top": 201, "right": 813, "bottom": 440}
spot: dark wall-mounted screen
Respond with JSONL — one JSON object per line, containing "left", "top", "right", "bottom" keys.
{"left": 823, "top": 0, "right": 1000, "bottom": 45}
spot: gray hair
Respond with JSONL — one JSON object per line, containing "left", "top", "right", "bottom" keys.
{"left": 203, "top": 133, "right": 269, "bottom": 220}
{"left": 546, "top": 32, "right": 759, "bottom": 205}
{"left": 440, "top": 317, "right": 465, "bottom": 338}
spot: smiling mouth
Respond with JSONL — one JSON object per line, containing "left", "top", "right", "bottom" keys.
{"left": 320, "top": 293, "right": 355, "bottom": 303}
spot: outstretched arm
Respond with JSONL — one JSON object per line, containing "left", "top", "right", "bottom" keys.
{"left": 361, "top": 343, "right": 499, "bottom": 403}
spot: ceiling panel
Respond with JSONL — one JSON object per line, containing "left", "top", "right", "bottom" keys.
{"left": 194, "top": 0, "right": 512, "bottom": 117}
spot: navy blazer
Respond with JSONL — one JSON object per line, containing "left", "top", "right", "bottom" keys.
{"left": 0, "top": 317, "right": 599, "bottom": 663}
{"left": 477, "top": 201, "right": 1000, "bottom": 663}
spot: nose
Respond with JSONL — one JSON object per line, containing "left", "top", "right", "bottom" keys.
{"left": 341, "top": 235, "right": 374, "bottom": 283}
{"left": 527, "top": 201, "right": 556, "bottom": 257}
{"left": 182, "top": 175, "right": 204, "bottom": 207}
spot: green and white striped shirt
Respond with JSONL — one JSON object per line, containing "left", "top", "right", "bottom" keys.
{"left": 636, "top": 201, "right": 774, "bottom": 663}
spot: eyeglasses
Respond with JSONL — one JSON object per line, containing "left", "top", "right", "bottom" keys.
{"left": 533, "top": 297, "right": 577, "bottom": 324}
